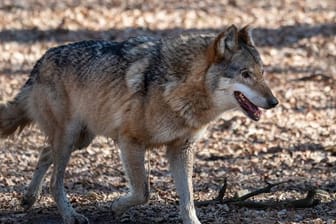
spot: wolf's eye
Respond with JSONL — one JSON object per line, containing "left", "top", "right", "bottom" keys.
{"left": 241, "top": 70, "right": 251, "bottom": 79}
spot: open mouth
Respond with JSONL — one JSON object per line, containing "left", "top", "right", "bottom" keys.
{"left": 234, "top": 91, "right": 261, "bottom": 121}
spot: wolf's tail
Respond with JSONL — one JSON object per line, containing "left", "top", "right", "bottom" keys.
{"left": 0, "top": 80, "right": 33, "bottom": 137}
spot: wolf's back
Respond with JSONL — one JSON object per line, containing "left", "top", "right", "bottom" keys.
{"left": 0, "top": 37, "right": 156, "bottom": 138}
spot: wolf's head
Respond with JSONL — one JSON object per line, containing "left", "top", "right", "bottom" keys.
{"left": 206, "top": 25, "right": 278, "bottom": 121}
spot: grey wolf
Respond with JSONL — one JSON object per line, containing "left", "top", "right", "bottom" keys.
{"left": 0, "top": 25, "right": 278, "bottom": 224}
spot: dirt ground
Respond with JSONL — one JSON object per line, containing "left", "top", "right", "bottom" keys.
{"left": 0, "top": 0, "right": 335, "bottom": 223}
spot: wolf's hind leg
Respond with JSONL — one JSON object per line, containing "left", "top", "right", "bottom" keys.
{"left": 22, "top": 146, "right": 52, "bottom": 210}
{"left": 111, "top": 138, "right": 149, "bottom": 215}
{"left": 50, "top": 123, "right": 89, "bottom": 224}
{"left": 21, "top": 128, "right": 94, "bottom": 211}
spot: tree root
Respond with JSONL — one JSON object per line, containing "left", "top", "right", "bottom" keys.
{"left": 196, "top": 178, "right": 321, "bottom": 209}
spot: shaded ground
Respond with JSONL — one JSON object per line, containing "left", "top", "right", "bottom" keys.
{"left": 0, "top": 0, "right": 335, "bottom": 223}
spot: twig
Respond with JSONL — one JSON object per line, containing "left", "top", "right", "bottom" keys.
{"left": 196, "top": 179, "right": 320, "bottom": 209}
{"left": 195, "top": 177, "right": 227, "bottom": 206}
{"left": 215, "top": 177, "right": 227, "bottom": 202}
{"left": 232, "top": 189, "right": 320, "bottom": 209}
{"left": 227, "top": 180, "right": 290, "bottom": 202}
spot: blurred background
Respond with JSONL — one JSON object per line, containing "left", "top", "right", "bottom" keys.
{"left": 0, "top": 1, "right": 335, "bottom": 223}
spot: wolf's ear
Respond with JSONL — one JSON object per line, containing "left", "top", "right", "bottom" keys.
{"left": 238, "top": 25, "right": 255, "bottom": 46}
{"left": 221, "top": 25, "right": 239, "bottom": 52}
{"left": 208, "top": 25, "right": 239, "bottom": 62}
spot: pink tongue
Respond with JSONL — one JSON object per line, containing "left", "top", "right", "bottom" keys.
{"left": 245, "top": 100, "right": 258, "bottom": 112}
{"left": 244, "top": 99, "right": 262, "bottom": 118}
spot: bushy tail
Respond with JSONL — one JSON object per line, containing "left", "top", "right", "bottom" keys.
{"left": 0, "top": 84, "right": 32, "bottom": 137}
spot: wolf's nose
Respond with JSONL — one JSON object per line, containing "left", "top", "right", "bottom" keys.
{"left": 267, "top": 97, "right": 279, "bottom": 108}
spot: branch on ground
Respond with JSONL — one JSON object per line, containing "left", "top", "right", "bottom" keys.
{"left": 196, "top": 178, "right": 321, "bottom": 209}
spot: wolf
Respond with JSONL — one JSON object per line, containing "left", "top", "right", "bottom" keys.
{"left": 0, "top": 25, "right": 278, "bottom": 224}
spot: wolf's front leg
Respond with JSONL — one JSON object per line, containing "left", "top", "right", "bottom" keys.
{"left": 167, "top": 140, "right": 201, "bottom": 224}
{"left": 112, "top": 138, "right": 149, "bottom": 215}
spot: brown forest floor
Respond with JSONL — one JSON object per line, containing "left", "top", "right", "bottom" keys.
{"left": 0, "top": 0, "right": 335, "bottom": 223}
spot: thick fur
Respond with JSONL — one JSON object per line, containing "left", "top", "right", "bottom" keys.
{"left": 0, "top": 25, "right": 277, "bottom": 224}
{"left": 0, "top": 85, "right": 31, "bottom": 137}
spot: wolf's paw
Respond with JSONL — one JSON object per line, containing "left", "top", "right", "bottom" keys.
{"left": 111, "top": 197, "right": 132, "bottom": 217}
{"left": 182, "top": 215, "right": 202, "bottom": 224}
{"left": 21, "top": 193, "right": 38, "bottom": 211}
{"left": 64, "top": 212, "right": 89, "bottom": 224}
{"left": 191, "top": 220, "right": 202, "bottom": 224}
{"left": 111, "top": 200, "right": 125, "bottom": 216}
{"left": 182, "top": 218, "right": 201, "bottom": 224}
